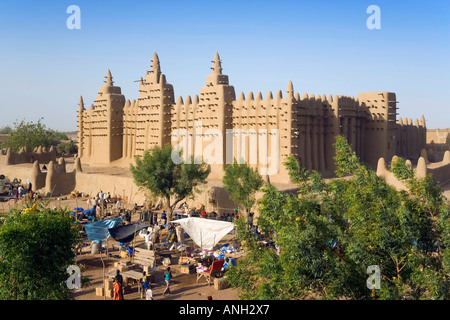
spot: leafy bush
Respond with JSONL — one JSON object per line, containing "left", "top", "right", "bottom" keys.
{"left": 57, "top": 141, "right": 78, "bottom": 155}
{"left": 0, "top": 205, "right": 80, "bottom": 300}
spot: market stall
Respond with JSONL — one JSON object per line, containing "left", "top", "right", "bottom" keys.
{"left": 171, "top": 217, "right": 234, "bottom": 250}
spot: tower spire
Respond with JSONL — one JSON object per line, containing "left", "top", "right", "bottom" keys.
{"left": 211, "top": 52, "right": 222, "bottom": 74}
{"left": 105, "top": 69, "right": 113, "bottom": 86}
{"left": 78, "top": 95, "right": 85, "bottom": 110}
{"left": 419, "top": 114, "right": 426, "bottom": 127}
{"left": 287, "top": 80, "right": 294, "bottom": 96}
{"left": 151, "top": 52, "right": 161, "bottom": 75}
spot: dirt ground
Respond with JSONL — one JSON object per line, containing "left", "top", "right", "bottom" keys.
{"left": 71, "top": 235, "right": 241, "bottom": 301}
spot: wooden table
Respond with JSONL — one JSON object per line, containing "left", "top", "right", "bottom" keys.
{"left": 107, "top": 270, "right": 144, "bottom": 294}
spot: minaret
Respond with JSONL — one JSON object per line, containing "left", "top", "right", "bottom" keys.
{"left": 287, "top": 80, "right": 294, "bottom": 98}
{"left": 419, "top": 114, "right": 426, "bottom": 151}
{"left": 206, "top": 52, "right": 230, "bottom": 87}
{"left": 105, "top": 69, "right": 114, "bottom": 86}
{"left": 419, "top": 114, "right": 426, "bottom": 127}
{"left": 90, "top": 69, "right": 126, "bottom": 164}
{"left": 136, "top": 52, "right": 175, "bottom": 154}
{"left": 150, "top": 52, "right": 161, "bottom": 79}
{"left": 199, "top": 52, "right": 236, "bottom": 179}
{"left": 77, "top": 95, "right": 85, "bottom": 158}
{"left": 211, "top": 52, "right": 223, "bottom": 75}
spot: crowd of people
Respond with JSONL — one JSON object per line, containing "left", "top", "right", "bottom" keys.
{"left": 8, "top": 179, "right": 36, "bottom": 202}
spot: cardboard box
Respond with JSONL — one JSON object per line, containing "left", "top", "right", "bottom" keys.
{"left": 104, "top": 279, "right": 113, "bottom": 291}
{"left": 179, "top": 256, "right": 196, "bottom": 265}
{"left": 96, "top": 286, "right": 105, "bottom": 296}
{"left": 179, "top": 264, "right": 195, "bottom": 274}
{"left": 214, "top": 277, "right": 229, "bottom": 290}
{"left": 117, "top": 265, "right": 128, "bottom": 272}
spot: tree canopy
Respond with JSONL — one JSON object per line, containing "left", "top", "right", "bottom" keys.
{"left": 227, "top": 135, "right": 449, "bottom": 300}
{"left": 223, "top": 159, "right": 264, "bottom": 217}
{"left": 57, "top": 140, "right": 78, "bottom": 155}
{"left": 0, "top": 126, "right": 12, "bottom": 134}
{"left": 1, "top": 118, "right": 69, "bottom": 153}
{"left": 130, "top": 144, "right": 210, "bottom": 219}
{"left": 0, "top": 204, "right": 80, "bottom": 300}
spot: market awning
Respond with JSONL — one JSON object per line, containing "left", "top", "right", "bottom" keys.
{"left": 84, "top": 218, "right": 121, "bottom": 243}
{"left": 172, "top": 217, "right": 234, "bottom": 250}
{"left": 108, "top": 222, "right": 150, "bottom": 243}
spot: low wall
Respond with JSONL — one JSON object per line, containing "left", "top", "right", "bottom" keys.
{"left": 427, "top": 129, "right": 450, "bottom": 144}
{"left": 377, "top": 151, "right": 450, "bottom": 191}
{"left": 0, "top": 147, "right": 57, "bottom": 166}
{"left": 75, "top": 172, "right": 146, "bottom": 204}
{"left": 428, "top": 163, "right": 450, "bottom": 184}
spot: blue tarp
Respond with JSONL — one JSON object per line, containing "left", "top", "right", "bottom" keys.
{"left": 72, "top": 207, "right": 96, "bottom": 219}
{"left": 75, "top": 207, "right": 96, "bottom": 219}
{"left": 84, "top": 218, "right": 121, "bottom": 243}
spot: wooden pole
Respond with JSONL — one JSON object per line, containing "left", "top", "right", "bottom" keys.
{"left": 131, "top": 223, "right": 138, "bottom": 263}
{"left": 100, "top": 250, "right": 106, "bottom": 300}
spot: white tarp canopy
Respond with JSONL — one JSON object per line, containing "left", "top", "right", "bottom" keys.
{"left": 172, "top": 217, "right": 234, "bottom": 250}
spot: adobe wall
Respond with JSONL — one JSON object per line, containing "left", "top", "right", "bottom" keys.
{"left": 427, "top": 129, "right": 450, "bottom": 144}
{"left": 0, "top": 146, "right": 57, "bottom": 166}
{"left": 426, "top": 129, "right": 450, "bottom": 162}
{"left": 376, "top": 151, "right": 450, "bottom": 191}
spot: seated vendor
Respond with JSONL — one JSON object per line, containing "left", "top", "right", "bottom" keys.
{"left": 222, "top": 257, "right": 237, "bottom": 271}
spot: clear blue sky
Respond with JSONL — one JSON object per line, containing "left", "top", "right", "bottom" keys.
{"left": 0, "top": 0, "right": 449, "bottom": 131}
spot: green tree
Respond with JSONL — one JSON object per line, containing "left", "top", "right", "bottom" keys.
{"left": 50, "top": 131, "right": 69, "bottom": 142}
{"left": 227, "top": 135, "right": 449, "bottom": 300}
{"left": 223, "top": 160, "right": 264, "bottom": 220}
{"left": 0, "top": 125, "right": 12, "bottom": 134}
{"left": 130, "top": 144, "right": 210, "bottom": 220}
{"left": 57, "top": 140, "right": 78, "bottom": 155}
{"left": 2, "top": 118, "right": 53, "bottom": 153}
{"left": 0, "top": 206, "right": 80, "bottom": 300}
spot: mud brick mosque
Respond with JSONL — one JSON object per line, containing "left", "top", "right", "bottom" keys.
{"left": 76, "top": 52, "right": 426, "bottom": 183}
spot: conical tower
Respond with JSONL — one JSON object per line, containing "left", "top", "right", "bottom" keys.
{"left": 85, "top": 69, "right": 126, "bottom": 164}
{"left": 77, "top": 96, "right": 85, "bottom": 158}
{"left": 211, "top": 52, "right": 223, "bottom": 75}
{"left": 105, "top": 69, "right": 114, "bottom": 86}
{"left": 198, "top": 52, "right": 236, "bottom": 179}
{"left": 136, "top": 52, "right": 175, "bottom": 154}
